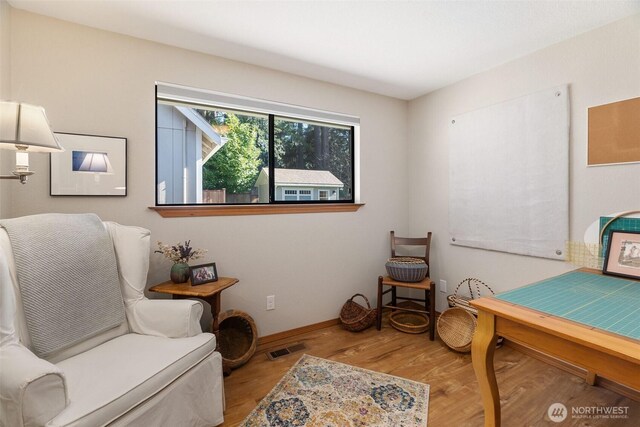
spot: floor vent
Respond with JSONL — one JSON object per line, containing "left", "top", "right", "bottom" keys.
{"left": 266, "top": 342, "right": 307, "bottom": 360}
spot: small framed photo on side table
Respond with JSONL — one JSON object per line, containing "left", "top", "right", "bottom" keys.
{"left": 603, "top": 230, "right": 640, "bottom": 280}
{"left": 190, "top": 263, "right": 218, "bottom": 285}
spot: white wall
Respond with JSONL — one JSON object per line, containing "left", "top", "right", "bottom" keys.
{"left": 0, "top": 0, "right": 11, "bottom": 217}
{"left": 6, "top": 9, "right": 410, "bottom": 336}
{"left": 408, "top": 14, "right": 640, "bottom": 311}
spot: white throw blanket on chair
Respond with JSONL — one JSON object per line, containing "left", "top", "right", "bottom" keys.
{"left": 0, "top": 213, "right": 126, "bottom": 358}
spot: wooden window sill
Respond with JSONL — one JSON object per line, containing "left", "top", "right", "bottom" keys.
{"left": 149, "top": 203, "right": 365, "bottom": 217}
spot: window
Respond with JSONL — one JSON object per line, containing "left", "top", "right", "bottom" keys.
{"left": 283, "top": 189, "right": 297, "bottom": 201}
{"left": 273, "top": 117, "right": 352, "bottom": 202}
{"left": 282, "top": 188, "right": 313, "bottom": 201}
{"left": 299, "top": 190, "right": 312, "bottom": 200}
{"left": 156, "top": 83, "right": 357, "bottom": 206}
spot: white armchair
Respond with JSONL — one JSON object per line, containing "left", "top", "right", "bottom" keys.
{"left": 0, "top": 214, "right": 225, "bottom": 427}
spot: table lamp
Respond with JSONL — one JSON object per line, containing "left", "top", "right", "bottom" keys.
{"left": 0, "top": 101, "right": 64, "bottom": 184}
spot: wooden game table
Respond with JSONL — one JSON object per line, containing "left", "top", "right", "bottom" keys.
{"left": 470, "top": 268, "right": 640, "bottom": 426}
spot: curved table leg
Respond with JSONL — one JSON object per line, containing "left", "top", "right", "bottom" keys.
{"left": 204, "top": 294, "right": 232, "bottom": 376}
{"left": 376, "top": 276, "right": 383, "bottom": 330}
{"left": 472, "top": 310, "right": 501, "bottom": 427}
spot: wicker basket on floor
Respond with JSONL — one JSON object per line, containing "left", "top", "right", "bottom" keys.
{"left": 340, "top": 294, "right": 376, "bottom": 332}
{"left": 389, "top": 312, "right": 429, "bottom": 334}
{"left": 437, "top": 307, "right": 477, "bottom": 353}
{"left": 446, "top": 277, "right": 496, "bottom": 315}
{"left": 217, "top": 309, "right": 257, "bottom": 370}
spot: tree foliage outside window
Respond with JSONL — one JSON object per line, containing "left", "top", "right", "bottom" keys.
{"left": 197, "top": 111, "right": 352, "bottom": 200}
{"left": 274, "top": 119, "right": 352, "bottom": 198}
{"left": 200, "top": 112, "right": 266, "bottom": 194}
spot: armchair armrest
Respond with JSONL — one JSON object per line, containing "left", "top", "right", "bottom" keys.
{"left": 126, "top": 299, "right": 204, "bottom": 338}
{"left": 0, "top": 343, "right": 68, "bottom": 427}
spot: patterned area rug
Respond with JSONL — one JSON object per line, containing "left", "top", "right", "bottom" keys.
{"left": 241, "top": 354, "right": 429, "bottom": 426}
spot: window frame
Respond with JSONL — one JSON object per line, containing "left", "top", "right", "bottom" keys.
{"left": 155, "top": 84, "right": 357, "bottom": 207}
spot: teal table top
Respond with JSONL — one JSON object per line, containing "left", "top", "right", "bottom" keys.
{"left": 496, "top": 271, "right": 640, "bottom": 340}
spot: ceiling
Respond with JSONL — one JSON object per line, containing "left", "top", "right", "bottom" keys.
{"left": 8, "top": 0, "right": 640, "bottom": 100}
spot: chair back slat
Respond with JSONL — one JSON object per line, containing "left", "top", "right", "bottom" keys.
{"left": 390, "top": 230, "right": 432, "bottom": 265}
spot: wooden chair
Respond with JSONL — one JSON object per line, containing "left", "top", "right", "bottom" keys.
{"left": 376, "top": 231, "right": 436, "bottom": 340}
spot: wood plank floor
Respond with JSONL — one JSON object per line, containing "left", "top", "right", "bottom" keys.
{"left": 221, "top": 317, "right": 639, "bottom": 426}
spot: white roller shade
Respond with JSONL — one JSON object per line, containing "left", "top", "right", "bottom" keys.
{"left": 156, "top": 82, "right": 360, "bottom": 127}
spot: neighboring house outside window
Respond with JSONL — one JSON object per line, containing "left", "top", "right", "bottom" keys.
{"left": 157, "top": 104, "right": 228, "bottom": 204}
{"left": 255, "top": 168, "right": 343, "bottom": 202}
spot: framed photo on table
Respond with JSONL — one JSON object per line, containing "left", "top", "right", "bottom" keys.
{"left": 50, "top": 133, "right": 127, "bottom": 196}
{"left": 190, "top": 263, "right": 218, "bottom": 285}
{"left": 603, "top": 230, "right": 640, "bottom": 280}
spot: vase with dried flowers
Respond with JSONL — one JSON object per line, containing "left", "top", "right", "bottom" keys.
{"left": 155, "top": 240, "right": 207, "bottom": 283}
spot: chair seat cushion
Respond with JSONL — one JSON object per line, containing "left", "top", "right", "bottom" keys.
{"left": 50, "top": 333, "right": 216, "bottom": 426}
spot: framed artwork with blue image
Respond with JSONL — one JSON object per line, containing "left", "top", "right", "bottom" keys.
{"left": 50, "top": 133, "right": 127, "bottom": 196}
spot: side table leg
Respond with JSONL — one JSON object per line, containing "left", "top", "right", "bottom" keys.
{"left": 376, "top": 276, "right": 383, "bottom": 330}
{"left": 206, "top": 294, "right": 231, "bottom": 376}
{"left": 429, "top": 280, "right": 436, "bottom": 341}
{"left": 209, "top": 294, "right": 220, "bottom": 338}
{"left": 472, "top": 310, "right": 500, "bottom": 427}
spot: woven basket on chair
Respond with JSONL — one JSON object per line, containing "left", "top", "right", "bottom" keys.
{"left": 437, "top": 307, "right": 477, "bottom": 352}
{"left": 385, "top": 257, "right": 428, "bottom": 282}
{"left": 340, "top": 294, "right": 376, "bottom": 332}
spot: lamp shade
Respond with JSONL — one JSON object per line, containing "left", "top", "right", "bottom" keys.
{"left": 0, "top": 101, "right": 63, "bottom": 152}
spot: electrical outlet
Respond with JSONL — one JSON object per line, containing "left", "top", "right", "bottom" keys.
{"left": 439, "top": 279, "right": 447, "bottom": 293}
{"left": 266, "top": 295, "right": 275, "bottom": 310}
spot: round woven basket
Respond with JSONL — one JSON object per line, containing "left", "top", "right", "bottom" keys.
{"left": 437, "top": 308, "right": 477, "bottom": 353}
{"left": 340, "top": 294, "right": 376, "bottom": 332}
{"left": 389, "top": 312, "right": 429, "bottom": 334}
{"left": 385, "top": 257, "right": 428, "bottom": 282}
{"left": 217, "top": 309, "right": 257, "bottom": 370}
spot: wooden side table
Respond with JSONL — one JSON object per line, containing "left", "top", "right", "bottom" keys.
{"left": 149, "top": 277, "right": 239, "bottom": 373}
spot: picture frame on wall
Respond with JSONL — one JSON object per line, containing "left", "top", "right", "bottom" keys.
{"left": 603, "top": 230, "right": 640, "bottom": 280}
{"left": 190, "top": 263, "right": 218, "bottom": 286}
{"left": 50, "top": 133, "right": 127, "bottom": 196}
